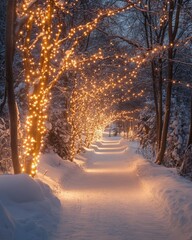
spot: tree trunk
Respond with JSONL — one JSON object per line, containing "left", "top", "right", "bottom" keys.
{"left": 179, "top": 93, "right": 192, "bottom": 175}
{"left": 151, "top": 61, "right": 160, "bottom": 150}
{"left": 155, "top": 0, "right": 174, "bottom": 165}
{"left": 23, "top": 2, "right": 54, "bottom": 176}
{"left": 187, "top": 93, "right": 192, "bottom": 147}
{"left": 157, "top": 59, "right": 163, "bottom": 150}
{"left": 156, "top": 81, "right": 172, "bottom": 164}
{"left": 6, "top": 0, "right": 20, "bottom": 174}
{"left": 0, "top": 85, "right": 7, "bottom": 113}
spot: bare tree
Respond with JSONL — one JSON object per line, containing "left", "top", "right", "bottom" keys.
{"left": 156, "top": 0, "right": 183, "bottom": 164}
{"left": 5, "top": 0, "right": 20, "bottom": 174}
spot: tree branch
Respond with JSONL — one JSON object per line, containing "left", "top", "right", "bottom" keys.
{"left": 96, "top": 27, "right": 146, "bottom": 50}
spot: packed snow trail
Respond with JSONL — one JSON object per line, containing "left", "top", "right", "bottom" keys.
{"left": 52, "top": 135, "right": 178, "bottom": 240}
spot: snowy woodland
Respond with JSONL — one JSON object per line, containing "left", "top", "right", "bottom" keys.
{"left": 0, "top": 0, "right": 192, "bottom": 239}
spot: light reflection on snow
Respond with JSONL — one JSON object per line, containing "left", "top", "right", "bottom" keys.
{"left": 91, "top": 144, "right": 127, "bottom": 150}
{"left": 94, "top": 150, "right": 128, "bottom": 155}
{"left": 85, "top": 166, "right": 135, "bottom": 174}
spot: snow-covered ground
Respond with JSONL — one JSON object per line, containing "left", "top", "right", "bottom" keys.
{"left": 0, "top": 174, "right": 60, "bottom": 240}
{"left": 1, "top": 133, "right": 192, "bottom": 239}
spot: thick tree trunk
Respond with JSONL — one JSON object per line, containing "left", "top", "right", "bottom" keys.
{"left": 24, "top": 2, "right": 53, "bottom": 176}
{"left": 6, "top": 0, "right": 21, "bottom": 174}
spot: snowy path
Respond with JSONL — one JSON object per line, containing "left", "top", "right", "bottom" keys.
{"left": 52, "top": 136, "right": 177, "bottom": 240}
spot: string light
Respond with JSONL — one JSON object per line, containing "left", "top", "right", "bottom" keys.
{"left": 17, "top": 0, "right": 143, "bottom": 176}
{"left": 16, "top": 0, "right": 190, "bottom": 176}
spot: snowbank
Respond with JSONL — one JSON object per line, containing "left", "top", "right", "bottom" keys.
{"left": 38, "top": 152, "right": 83, "bottom": 188}
{"left": 0, "top": 174, "right": 60, "bottom": 240}
{"left": 135, "top": 158, "right": 192, "bottom": 240}
{"left": 0, "top": 152, "right": 83, "bottom": 240}
{"left": 0, "top": 174, "right": 44, "bottom": 202}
